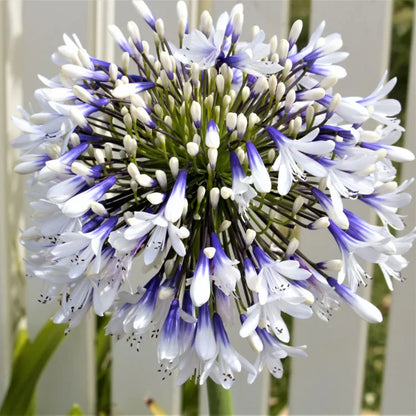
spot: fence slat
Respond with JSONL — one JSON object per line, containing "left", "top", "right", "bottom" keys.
{"left": 381, "top": 5, "right": 416, "bottom": 414}
{"left": 289, "top": 1, "right": 393, "bottom": 414}
{"left": 211, "top": 0, "right": 290, "bottom": 40}
{"left": 88, "top": 0, "right": 115, "bottom": 63}
{"left": 22, "top": 1, "right": 96, "bottom": 414}
{"left": 0, "top": 0, "right": 24, "bottom": 404}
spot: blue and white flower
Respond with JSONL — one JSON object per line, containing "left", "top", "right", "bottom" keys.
{"left": 14, "top": 0, "right": 415, "bottom": 387}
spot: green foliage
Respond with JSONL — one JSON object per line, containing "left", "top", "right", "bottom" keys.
{"left": 67, "top": 404, "right": 84, "bottom": 416}
{"left": 0, "top": 320, "right": 66, "bottom": 416}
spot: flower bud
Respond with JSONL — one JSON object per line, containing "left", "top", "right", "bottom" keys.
{"left": 147, "top": 192, "right": 165, "bottom": 205}
{"left": 169, "top": 157, "right": 179, "bottom": 177}
{"left": 208, "top": 148, "right": 218, "bottom": 169}
{"left": 186, "top": 142, "right": 199, "bottom": 157}
{"left": 155, "top": 18, "right": 165, "bottom": 38}
{"left": 190, "top": 101, "right": 201, "bottom": 128}
{"left": 245, "top": 229, "right": 256, "bottom": 246}
{"left": 197, "top": 186, "right": 206, "bottom": 203}
{"left": 220, "top": 220, "right": 231, "bottom": 232}
{"left": 226, "top": 112, "right": 237, "bottom": 132}
{"left": 309, "top": 217, "right": 330, "bottom": 230}
{"left": 216, "top": 74, "right": 225, "bottom": 95}
{"left": 241, "top": 86, "right": 250, "bottom": 103}
{"left": 210, "top": 187, "right": 220, "bottom": 208}
{"left": 237, "top": 114, "right": 247, "bottom": 138}
{"left": 286, "top": 237, "right": 299, "bottom": 256}
{"left": 278, "top": 39, "right": 289, "bottom": 61}
{"left": 204, "top": 247, "right": 216, "bottom": 259}
{"left": 220, "top": 187, "right": 233, "bottom": 200}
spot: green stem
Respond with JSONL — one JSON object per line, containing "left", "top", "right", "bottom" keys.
{"left": 207, "top": 379, "right": 234, "bottom": 416}
{"left": 181, "top": 379, "right": 199, "bottom": 416}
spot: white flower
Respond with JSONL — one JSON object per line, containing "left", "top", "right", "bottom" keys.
{"left": 268, "top": 127, "right": 335, "bottom": 195}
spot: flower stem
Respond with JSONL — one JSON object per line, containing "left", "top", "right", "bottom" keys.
{"left": 207, "top": 379, "right": 234, "bottom": 416}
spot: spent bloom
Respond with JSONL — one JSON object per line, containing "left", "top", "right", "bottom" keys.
{"left": 14, "top": 1, "right": 415, "bottom": 388}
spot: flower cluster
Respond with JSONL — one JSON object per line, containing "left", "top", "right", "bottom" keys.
{"left": 14, "top": 0, "right": 415, "bottom": 388}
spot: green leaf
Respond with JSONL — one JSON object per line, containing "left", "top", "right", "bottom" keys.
{"left": 67, "top": 404, "right": 84, "bottom": 416}
{"left": 0, "top": 320, "right": 67, "bottom": 415}
{"left": 12, "top": 319, "right": 29, "bottom": 366}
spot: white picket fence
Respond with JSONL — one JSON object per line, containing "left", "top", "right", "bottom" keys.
{"left": 0, "top": 0, "right": 415, "bottom": 414}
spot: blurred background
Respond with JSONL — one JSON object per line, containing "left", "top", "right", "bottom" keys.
{"left": 0, "top": 0, "right": 415, "bottom": 414}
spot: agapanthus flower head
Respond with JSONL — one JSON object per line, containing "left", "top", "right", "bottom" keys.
{"left": 15, "top": 0, "right": 415, "bottom": 386}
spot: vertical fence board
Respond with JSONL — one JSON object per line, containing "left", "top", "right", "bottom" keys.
{"left": 289, "top": 1, "right": 393, "bottom": 414}
{"left": 22, "top": 1, "right": 96, "bottom": 414}
{"left": 212, "top": 0, "right": 290, "bottom": 40}
{"left": 381, "top": 5, "right": 416, "bottom": 415}
{"left": 88, "top": 0, "right": 115, "bottom": 63}
{"left": 0, "top": 0, "right": 24, "bottom": 404}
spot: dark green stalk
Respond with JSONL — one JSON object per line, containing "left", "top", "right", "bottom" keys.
{"left": 207, "top": 378, "right": 234, "bottom": 416}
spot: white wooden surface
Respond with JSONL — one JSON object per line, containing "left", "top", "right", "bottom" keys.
{"left": 0, "top": 0, "right": 24, "bottom": 405}
{"left": 0, "top": 0, "right": 415, "bottom": 415}
{"left": 381, "top": 4, "right": 416, "bottom": 415}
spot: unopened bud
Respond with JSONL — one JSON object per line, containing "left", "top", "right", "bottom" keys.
{"left": 269, "top": 35, "right": 278, "bottom": 54}
{"left": 91, "top": 201, "right": 108, "bottom": 217}
{"left": 237, "top": 114, "right": 247, "bottom": 138}
{"left": 328, "top": 93, "right": 341, "bottom": 113}
{"left": 278, "top": 39, "right": 289, "bottom": 61}
{"left": 320, "top": 75, "right": 338, "bottom": 90}
{"left": 169, "top": 157, "right": 179, "bottom": 177}
{"left": 155, "top": 169, "right": 167, "bottom": 190}
{"left": 220, "top": 220, "right": 231, "bottom": 232}
{"left": 155, "top": 18, "right": 165, "bottom": 38}
{"left": 306, "top": 105, "right": 315, "bottom": 126}
{"left": 220, "top": 186, "right": 233, "bottom": 200}
{"left": 319, "top": 259, "right": 343, "bottom": 272}
{"left": 204, "top": 247, "right": 216, "bottom": 259}
{"left": 190, "top": 101, "right": 201, "bottom": 127}
{"left": 245, "top": 229, "right": 256, "bottom": 246}
{"left": 136, "top": 173, "right": 156, "bottom": 187}
{"left": 210, "top": 187, "right": 220, "bottom": 208}
{"left": 309, "top": 217, "right": 330, "bottom": 230}
{"left": 147, "top": 192, "right": 165, "bottom": 205}
{"left": 268, "top": 149, "right": 276, "bottom": 164}
{"left": 128, "top": 162, "right": 140, "bottom": 179}
{"left": 226, "top": 112, "right": 237, "bottom": 132}
{"left": 241, "top": 86, "right": 250, "bottom": 103}
{"left": 289, "top": 20, "right": 303, "bottom": 45}
{"left": 94, "top": 148, "right": 105, "bottom": 164}
{"left": 216, "top": 74, "right": 225, "bottom": 95}
{"left": 208, "top": 148, "right": 218, "bottom": 169}
{"left": 249, "top": 113, "right": 260, "bottom": 129}
{"left": 197, "top": 186, "right": 206, "bottom": 203}
{"left": 276, "top": 82, "right": 286, "bottom": 102}
{"left": 285, "top": 89, "right": 296, "bottom": 112}
{"left": 286, "top": 237, "right": 299, "bottom": 256}
{"left": 186, "top": 142, "right": 199, "bottom": 157}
